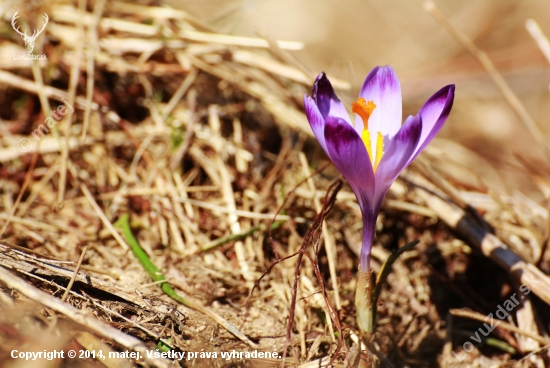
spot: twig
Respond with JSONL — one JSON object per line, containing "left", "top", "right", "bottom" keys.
{"left": 61, "top": 246, "right": 88, "bottom": 302}
{"left": 81, "top": 0, "right": 107, "bottom": 141}
{"left": 0, "top": 242, "right": 146, "bottom": 307}
{"left": 299, "top": 152, "right": 341, "bottom": 311}
{"left": 519, "top": 343, "right": 550, "bottom": 363}
{"left": 247, "top": 180, "right": 344, "bottom": 367}
{"left": 0, "top": 58, "right": 56, "bottom": 236}
{"left": 9, "top": 262, "right": 165, "bottom": 347}
{"left": 161, "top": 68, "right": 198, "bottom": 121}
{"left": 209, "top": 105, "right": 254, "bottom": 281}
{"left": 179, "top": 29, "right": 303, "bottom": 50}
{"left": 0, "top": 70, "right": 98, "bottom": 110}
{"left": 525, "top": 19, "right": 550, "bottom": 65}
{"left": 200, "top": 223, "right": 280, "bottom": 252}
{"left": 16, "top": 159, "right": 60, "bottom": 218}
{"left": 80, "top": 184, "right": 129, "bottom": 250}
{"left": 412, "top": 157, "right": 492, "bottom": 232}
{"left": 31, "top": 58, "right": 52, "bottom": 117}
{"left": 169, "top": 85, "right": 197, "bottom": 171}
{"left": 58, "top": 0, "right": 86, "bottom": 204}
{"left": 411, "top": 174, "right": 550, "bottom": 307}
{"left": 0, "top": 149, "right": 39, "bottom": 238}
{"left": 512, "top": 278, "right": 541, "bottom": 351}
{"left": 173, "top": 197, "right": 307, "bottom": 223}
{"left": 84, "top": 294, "right": 171, "bottom": 346}
{"left": 450, "top": 308, "right": 550, "bottom": 345}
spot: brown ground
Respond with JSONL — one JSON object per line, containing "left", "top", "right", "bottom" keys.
{"left": 0, "top": 1, "right": 550, "bottom": 367}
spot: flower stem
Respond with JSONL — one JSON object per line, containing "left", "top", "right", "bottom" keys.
{"left": 355, "top": 240, "right": 420, "bottom": 334}
{"left": 355, "top": 269, "right": 375, "bottom": 333}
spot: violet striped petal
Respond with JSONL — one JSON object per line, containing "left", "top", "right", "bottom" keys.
{"left": 304, "top": 95, "right": 328, "bottom": 153}
{"left": 313, "top": 72, "right": 351, "bottom": 124}
{"left": 373, "top": 114, "right": 422, "bottom": 208}
{"left": 324, "top": 116, "right": 375, "bottom": 210}
{"left": 410, "top": 84, "right": 455, "bottom": 161}
{"left": 358, "top": 66, "right": 402, "bottom": 137}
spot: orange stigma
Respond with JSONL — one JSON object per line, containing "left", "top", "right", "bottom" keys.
{"left": 352, "top": 98, "right": 376, "bottom": 129}
{"left": 353, "top": 98, "right": 383, "bottom": 172}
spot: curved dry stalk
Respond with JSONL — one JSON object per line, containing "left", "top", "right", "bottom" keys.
{"left": 248, "top": 179, "right": 344, "bottom": 367}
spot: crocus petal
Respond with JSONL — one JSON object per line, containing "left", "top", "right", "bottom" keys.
{"left": 410, "top": 84, "right": 455, "bottom": 161}
{"left": 358, "top": 66, "right": 402, "bottom": 137}
{"left": 373, "top": 114, "right": 422, "bottom": 209}
{"left": 304, "top": 66, "right": 455, "bottom": 277}
{"left": 324, "top": 116, "right": 375, "bottom": 210}
{"left": 313, "top": 72, "right": 352, "bottom": 124}
{"left": 304, "top": 95, "right": 328, "bottom": 154}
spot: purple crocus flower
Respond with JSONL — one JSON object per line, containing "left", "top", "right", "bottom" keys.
{"left": 305, "top": 65, "right": 454, "bottom": 273}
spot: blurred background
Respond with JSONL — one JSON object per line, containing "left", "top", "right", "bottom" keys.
{"left": 170, "top": 0, "right": 550, "bottom": 200}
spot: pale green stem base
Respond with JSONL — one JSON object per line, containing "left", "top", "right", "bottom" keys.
{"left": 355, "top": 269, "right": 375, "bottom": 334}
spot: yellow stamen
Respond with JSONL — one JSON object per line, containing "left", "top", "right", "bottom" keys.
{"left": 352, "top": 98, "right": 384, "bottom": 172}
{"left": 352, "top": 98, "right": 376, "bottom": 130}
{"left": 361, "top": 129, "right": 373, "bottom": 162}
{"left": 374, "top": 131, "right": 384, "bottom": 172}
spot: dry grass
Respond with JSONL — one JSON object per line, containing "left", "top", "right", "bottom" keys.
{"left": 0, "top": 1, "right": 550, "bottom": 367}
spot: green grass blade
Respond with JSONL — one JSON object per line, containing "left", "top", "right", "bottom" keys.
{"left": 114, "top": 213, "right": 257, "bottom": 348}
{"left": 372, "top": 240, "right": 420, "bottom": 324}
